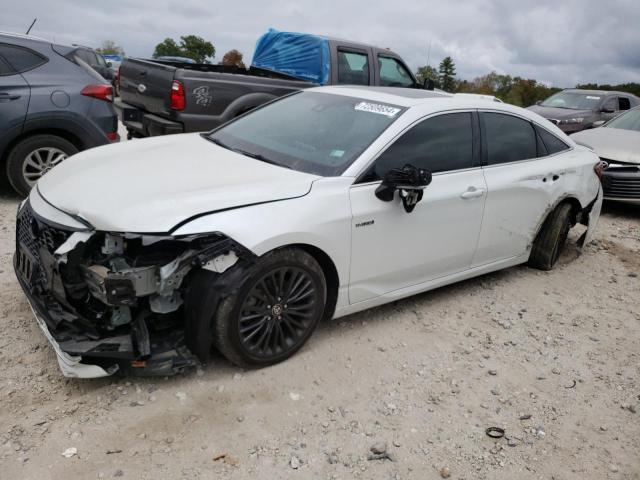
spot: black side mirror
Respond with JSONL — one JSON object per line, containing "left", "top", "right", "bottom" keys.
{"left": 375, "top": 164, "right": 432, "bottom": 213}
{"left": 422, "top": 78, "right": 435, "bottom": 91}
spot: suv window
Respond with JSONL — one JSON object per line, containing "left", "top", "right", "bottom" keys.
{"left": 75, "top": 49, "right": 97, "bottom": 66}
{"left": 482, "top": 113, "right": 537, "bottom": 164}
{"left": 603, "top": 97, "right": 618, "bottom": 111}
{"left": 360, "top": 112, "right": 473, "bottom": 182}
{"left": 337, "top": 50, "right": 369, "bottom": 86}
{"left": 619, "top": 97, "right": 631, "bottom": 111}
{"left": 0, "top": 44, "right": 47, "bottom": 73}
{"left": 535, "top": 125, "right": 570, "bottom": 155}
{"left": 378, "top": 56, "right": 414, "bottom": 88}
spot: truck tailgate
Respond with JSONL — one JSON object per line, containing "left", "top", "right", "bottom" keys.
{"left": 119, "top": 58, "right": 176, "bottom": 115}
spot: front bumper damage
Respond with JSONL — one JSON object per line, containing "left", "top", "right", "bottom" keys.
{"left": 14, "top": 201, "right": 252, "bottom": 377}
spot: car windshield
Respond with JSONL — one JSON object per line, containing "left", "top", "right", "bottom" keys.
{"left": 541, "top": 92, "right": 602, "bottom": 110}
{"left": 605, "top": 107, "right": 640, "bottom": 131}
{"left": 207, "top": 91, "right": 405, "bottom": 176}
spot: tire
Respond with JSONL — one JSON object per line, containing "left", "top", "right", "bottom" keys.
{"left": 190, "top": 248, "right": 327, "bottom": 368}
{"left": 6, "top": 134, "right": 78, "bottom": 197}
{"left": 529, "top": 203, "right": 573, "bottom": 271}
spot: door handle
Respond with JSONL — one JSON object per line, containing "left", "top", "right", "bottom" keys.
{"left": 460, "top": 187, "right": 485, "bottom": 199}
{"left": 0, "top": 92, "right": 21, "bottom": 101}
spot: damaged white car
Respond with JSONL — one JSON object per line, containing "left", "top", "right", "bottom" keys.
{"left": 14, "top": 87, "right": 603, "bottom": 378}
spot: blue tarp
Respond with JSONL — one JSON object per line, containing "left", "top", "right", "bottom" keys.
{"left": 251, "top": 29, "right": 330, "bottom": 85}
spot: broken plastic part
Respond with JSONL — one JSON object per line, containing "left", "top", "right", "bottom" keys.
{"left": 202, "top": 251, "right": 239, "bottom": 273}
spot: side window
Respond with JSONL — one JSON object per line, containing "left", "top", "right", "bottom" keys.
{"left": 535, "top": 125, "right": 570, "bottom": 156}
{"left": 619, "top": 97, "right": 631, "bottom": 111}
{"left": 0, "top": 56, "right": 14, "bottom": 75}
{"left": 0, "top": 44, "right": 46, "bottom": 73}
{"left": 378, "top": 56, "right": 414, "bottom": 88}
{"left": 361, "top": 113, "right": 473, "bottom": 182}
{"left": 603, "top": 97, "right": 618, "bottom": 111}
{"left": 482, "top": 112, "right": 537, "bottom": 164}
{"left": 336, "top": 50, "right": 369, "bottom": 86}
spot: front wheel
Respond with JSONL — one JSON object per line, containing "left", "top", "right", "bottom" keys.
{"left": 6, "top": 134, "right": 78, "bottom": 197}
{"left": 529, "top": 203, "right": 573, "bottom": 270}
{"left": 194, "top": 248, "right": 327, "bottom": 368}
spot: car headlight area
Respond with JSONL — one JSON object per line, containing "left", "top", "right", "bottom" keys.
{"left": 14, "top": 200, "right": 254, "bottom": 377}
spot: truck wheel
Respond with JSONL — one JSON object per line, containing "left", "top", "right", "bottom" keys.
{"left": 529, "top": 203, "right": 573, "bottom": 271}
{"left": 6, "top": 134, "right": 78, "bottom": 197}
{"left": 192, "top": 248, "right": 327, "bottom": 368}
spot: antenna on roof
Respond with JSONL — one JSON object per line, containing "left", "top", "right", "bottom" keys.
{"left": 25, "top": 18, "right": 37, "bottom": 35}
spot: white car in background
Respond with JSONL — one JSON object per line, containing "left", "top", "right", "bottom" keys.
{"left": 14, "top": 86, "right": 603, "bottom": 378}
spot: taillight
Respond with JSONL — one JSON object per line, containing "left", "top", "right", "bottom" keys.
{"left": 170, "top": 80, "right": 185, "bottom": 110}
{"left": 81, "top": 84, "right": 114, "bottom": 102}
{"left": 594, "top": 160, "right": 607, "bottom": 181}
{"left": 106, "top": 132, "right": 119, "bottom": 141}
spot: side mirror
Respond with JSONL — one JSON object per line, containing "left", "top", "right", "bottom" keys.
{"left": 535, "top": 100, "right": 542, "bottom": 106}
{"left": 592, "top": 120, "right": 605, "bottom": 128}
{"left": 422, "top": 78, "right": 435, "bottom": 91}
{"left": 106, "top": 61, "right": 113, "bottom": 67}
{"left": 375, "top": 164, "right": 432, "bottom": 213}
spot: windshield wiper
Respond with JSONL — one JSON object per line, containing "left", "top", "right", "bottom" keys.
{"left": 208, "top": 135, "right": 292, "bottom": 169}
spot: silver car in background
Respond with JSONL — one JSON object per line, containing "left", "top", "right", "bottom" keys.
{"left": 572, "top": 106, "right": 640, "bottom": 204}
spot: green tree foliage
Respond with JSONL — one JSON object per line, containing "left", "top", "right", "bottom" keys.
{"left": 575, "top": 82, "right": 640, "bottom": 98}
{"left": 153, "top": 38, "right": 182, "bottom": 58}
{"left": 415, "top": 65, "right": 439, "bottom": 85}
{"left": 438, "top": 56, "right": 457, "bottom": 92}
{"left": 96, "top": 40, "right": 124, "bottom": 56}
{"left": 456, "top": 71, "right": 561, "bottom": 106}
{"left": 153, "top": 35, "right": 215, "bottom": 63}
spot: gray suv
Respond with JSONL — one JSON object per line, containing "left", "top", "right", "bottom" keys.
{"left": 0, "top": 33, "right": 118, "bottom": 196}
{"left": 528, "top": 88, "right": 640, "bottom": 135}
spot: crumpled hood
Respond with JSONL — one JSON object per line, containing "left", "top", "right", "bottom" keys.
{"left": 571, "top": 127, "right": 640, "bottom": 165}
{"left": 527, "top": 105, "right": 594, "bottom": 121}
{"left": 36, "top": 133, "right": 319, "bottom": 233}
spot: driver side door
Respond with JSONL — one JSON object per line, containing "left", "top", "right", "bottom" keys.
{"left": 348, "top": 111, "right": 487, "bottom": 304}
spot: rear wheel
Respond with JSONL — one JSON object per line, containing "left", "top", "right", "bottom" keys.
{"left": 529, "top": 203, "right": 574, "bottom": 270}
{"left": 194, "top": 248, "right": 327, "bottom": 368}
{"left": 6, "top": 134, "right": 78, "bottom": 197}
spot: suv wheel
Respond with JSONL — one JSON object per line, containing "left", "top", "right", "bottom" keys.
{"left": 6, "top": 134, "right": 78, "bottom": 197}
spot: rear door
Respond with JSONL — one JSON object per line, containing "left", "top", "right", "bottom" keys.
{"left": 0, "top": 44, "right": 33, "bottom": 144}
{"left": 472, "top": 111, "right": 571, "bottom": 266}
{"left": 349, "top": 111, "right": 486, "bottom": 303}
{"left": 333, "top": 47, "right": 371, "bottom": 86}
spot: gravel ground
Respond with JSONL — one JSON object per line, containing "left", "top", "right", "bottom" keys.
{"left": 0, "top": 185, "right": 638, "bottom": 480}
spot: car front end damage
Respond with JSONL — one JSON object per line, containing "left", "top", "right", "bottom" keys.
{"left": 13, "top": 200, "right": 254, "bottom": 377}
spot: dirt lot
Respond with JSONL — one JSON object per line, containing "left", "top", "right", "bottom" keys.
{"left": 0, "top": 187, "right": 638, "bottom": 480}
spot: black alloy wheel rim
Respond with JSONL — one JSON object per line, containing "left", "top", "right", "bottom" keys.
{"left": 238, "top": 266, "right": 318, "bottom": 358}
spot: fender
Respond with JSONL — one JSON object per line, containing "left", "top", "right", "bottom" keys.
{"left": 21, "top": 111, "right": 109, "bottom": 149}
{"left": 220, "top": 92, "right": 278, "bottom": 123}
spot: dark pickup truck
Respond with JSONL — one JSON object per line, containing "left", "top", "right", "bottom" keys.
{"left": 117, "top": 29, "right": 423, "bottom": 138}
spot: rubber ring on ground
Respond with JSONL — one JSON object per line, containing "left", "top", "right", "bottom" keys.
{"left": 485, "top": 427, "right": 505, "bottom": 438}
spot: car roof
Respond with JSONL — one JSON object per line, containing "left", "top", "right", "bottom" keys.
{"left": 0, "top": 31, "right": 50, "bottom": 43}
{"left": 308, "top": 86, "right": 451, "bottom": 107}
{"left": 564, "top": 88, "right": 637, "bottom": 97}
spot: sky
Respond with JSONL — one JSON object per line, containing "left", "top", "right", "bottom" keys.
{"left": 3, "top": 0, "right": 639, "bottom": 87}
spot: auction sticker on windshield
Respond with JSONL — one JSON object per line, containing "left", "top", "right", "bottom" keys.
{"left": 355, "top": 102, "right": 401, "bottom": 118}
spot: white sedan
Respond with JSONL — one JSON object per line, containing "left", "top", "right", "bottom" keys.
{"left": 15, "top": 86, "right": 603, "bottom": 377}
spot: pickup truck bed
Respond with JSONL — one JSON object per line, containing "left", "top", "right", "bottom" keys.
{"left": 117, "top": 30, "right": 422, "bottom": 138}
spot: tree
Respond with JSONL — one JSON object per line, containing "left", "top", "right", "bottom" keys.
{"left": 438, "top": 56, "right": 457, "bottom": 92}
{"left": 415, "top": 65, "right": 439, "bottom": 85}
{"left": 220, "top": 49, "right": 246, "bottom": 68}
{"left": 179, "top": 35, "right": 215, "bottom": 63}
{"left": 153, "top": 38, "right": 182, "bottom": 58}
{"left": 153, "top": 35, "right": 215, "bottom": 63}
{"left": 96, "top": 40, "right": 124, "bottom": 56}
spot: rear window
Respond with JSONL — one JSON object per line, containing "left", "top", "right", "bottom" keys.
{"left": 0, "top": 44, "right": 47, "bottom": 73}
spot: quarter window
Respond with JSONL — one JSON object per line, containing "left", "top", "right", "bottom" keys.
{"left": 361, "top": 113, "right": 473, "bottom": 182}
{"left": 482, "top": 113, "right": 537, "bottom": 164}
{"left": 336, "top": 50, "right": 369, "bottom": 86}
{"left": 619, "top": 97, "right": 631, "bottom": 110}
{"left": 0, "top": 44, "right": 46, "bottom": 73}
{"left": 378, "top": 56, "right": 415, "bottom": 88}
{"left": 535, "top": 126, "right": 570, "bottom": 155}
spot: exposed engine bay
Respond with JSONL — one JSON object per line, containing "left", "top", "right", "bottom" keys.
{"left": 14, "top": 201, "right": 253, "bottom": 376}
